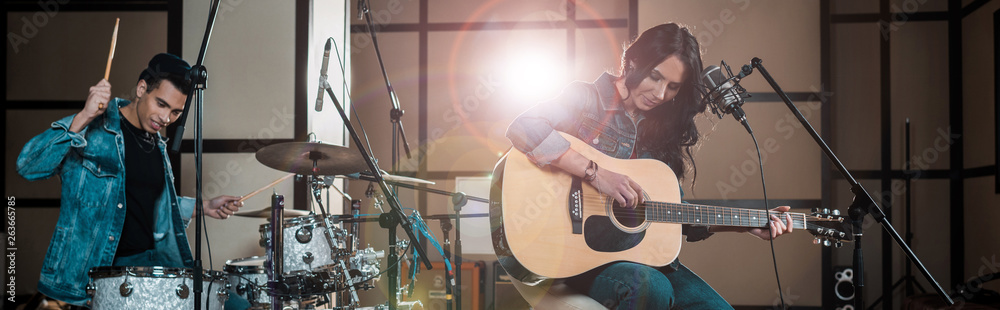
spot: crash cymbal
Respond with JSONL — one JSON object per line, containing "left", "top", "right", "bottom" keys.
{"left": 256, "top": 142, "right": 368, "bottom": 175}
{"left": 234, "top": 207, "right": 311, "bottom": 218}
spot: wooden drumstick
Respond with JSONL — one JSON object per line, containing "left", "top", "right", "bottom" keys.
{"left": 100, "top": 18, "right": 119, "bottom": 110}
{"left": 239, "top": 173, "right": 295, "bottom": 203}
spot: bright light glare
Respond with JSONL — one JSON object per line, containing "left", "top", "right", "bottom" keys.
{"left": 498, "top": 50, "right": 566, "bottom": 104}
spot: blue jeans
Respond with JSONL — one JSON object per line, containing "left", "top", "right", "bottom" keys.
{"left": 569, "top": 262, "right": 733, "bottom": 310}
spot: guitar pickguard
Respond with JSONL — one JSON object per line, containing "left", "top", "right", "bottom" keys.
{"left": 584, "top": 216, "right": 646, "bottom": 252}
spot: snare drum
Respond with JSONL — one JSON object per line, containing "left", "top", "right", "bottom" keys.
{"left": 87, "top": 266, "right": 229, "bottom": 310}
{"left": 259, "top": 215, "right": 348, "bottom": 273}
{"left": 224, "top": 257, "right": 268, "bottom": 307}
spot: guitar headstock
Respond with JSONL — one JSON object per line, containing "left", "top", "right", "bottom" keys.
{"left": 805, "top": 208, "right": 854, "bottom": 247}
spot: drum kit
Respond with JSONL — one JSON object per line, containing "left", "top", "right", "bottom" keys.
{"left": 84, "top": 141, "right": 451, "bottom": 310}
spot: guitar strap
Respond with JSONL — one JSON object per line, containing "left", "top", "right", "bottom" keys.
{"left": 569, "top": 176, "right": 584, "bottom": 234}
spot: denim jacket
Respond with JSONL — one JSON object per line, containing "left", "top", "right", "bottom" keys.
{"left": 17, "top": 98, "right": 196, "bottom": 305}
{"left": 506, "top": 73, "right": 712, "bottom": 242}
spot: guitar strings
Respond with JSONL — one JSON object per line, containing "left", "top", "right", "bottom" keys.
{"left": 575, "top": 193, "right": 843, "bottom": 236}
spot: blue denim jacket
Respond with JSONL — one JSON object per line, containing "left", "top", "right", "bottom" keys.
{"left": 17, "top": 98, "right": 196, "bottom": 305}
{"left": 506, "top": 73, "right": 712, "bottom": 242}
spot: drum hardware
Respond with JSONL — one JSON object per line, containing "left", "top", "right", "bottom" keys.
{"left": 119, "top": 280, "right": 133, "bottom": 297}
{"left": 296, "top": 226, "right": 313, "bottom": 243}
{"left": 302, "top": 252, "right": 315, "bottom": 265}
{"left": 268, "top": 192, "right": 285, "bottom": 310}
{"left": 177, "top": 283, "right": 190, "bottom": 299}
{"left": 86, "top": 281, "right": 96, "bottom": 296}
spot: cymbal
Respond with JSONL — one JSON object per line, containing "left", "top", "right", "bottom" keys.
{"left": 256, "top": 142, "right": 368, "bottom": 175}
{"left": 234, "top": 207, "right": 311, "bottom": 218}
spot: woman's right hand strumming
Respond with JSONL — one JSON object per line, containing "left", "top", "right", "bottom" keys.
{"left": 590, "top": 168, "right": 645, "bottom": 209}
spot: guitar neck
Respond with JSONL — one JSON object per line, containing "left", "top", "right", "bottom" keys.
{"left": 644, "top": 201, "right": 807, "bottom": 229}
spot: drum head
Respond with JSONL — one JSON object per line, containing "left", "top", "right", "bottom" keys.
{"left": 88, "top": 266, "right": 192, "bottom": 279}
{"left": 225, "top": 256, "right": 267, "bottom": 274}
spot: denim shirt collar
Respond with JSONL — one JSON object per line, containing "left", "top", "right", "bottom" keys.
{"left": 101, "top": 98, "right": 130, "bottom": 134}
{"left": 594, "top": 72, "right": 646, "bottom": 124}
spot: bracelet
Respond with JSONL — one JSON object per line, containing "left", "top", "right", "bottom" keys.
{"left": 583, "top": 160, "right": 598, "bottom": 182}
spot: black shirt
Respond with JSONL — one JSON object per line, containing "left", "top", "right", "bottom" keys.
{"left": 114, "top": 117, "right": 165, "bottom": 257}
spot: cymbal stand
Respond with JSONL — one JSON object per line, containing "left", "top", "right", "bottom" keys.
{"left": 439, "top": 220, "right": 454, "bottom": 310}
{"left": 268, "top": 193, "right": 285, "bottom": 310}
{"left": 308, "top": 156, "right": 359, "bottom": 307}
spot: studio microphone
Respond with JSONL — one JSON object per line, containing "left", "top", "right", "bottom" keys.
{"left": 357, "top": 0, "right": 366, "bottom": 20}
{"left": 701, "top": 62, "right": 753, "bottom": 134}
{"left": 316, "top": 38, "right": 332, "bottom": 112}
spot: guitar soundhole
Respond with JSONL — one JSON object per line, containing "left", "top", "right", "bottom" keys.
{"left": 611, "top": 199, "right": 645, "bottom": 228}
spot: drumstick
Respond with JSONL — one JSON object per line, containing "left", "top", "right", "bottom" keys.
{"left": 104, "top": 18, "right": 119, "bottom": 80}
{"left": 99, "top": 18, "right": 119, "bottom": 111}
{"left": 239, "top": 173, "right": 295, "bottom": 203}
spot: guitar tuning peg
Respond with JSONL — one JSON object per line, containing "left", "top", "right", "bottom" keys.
{"left": 822, "top": 208, "right": 830, "bottom": 215}
{"left": 823, "top": 239, "right": 832, "bottom": 247}
{"left": 812, "top": 208, "right": 821, "bottom": 214}
{"left": 835, "top": 241, "right": 844, "bottom": 248}
{"left": 813, "top": 238, "right": 821, "bottom": 245}
{"left": 832, "top": 209, "right": 841, "bottom": 216}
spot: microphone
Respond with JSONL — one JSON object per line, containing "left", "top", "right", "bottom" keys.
{"left": 701, "top": 62, "right": 752, "bottom": 134}
{"left": 316, "top": 38, "right": 332, "bottom": 112}
{"left": 357, "top": 0, "right": 366, "bottom": 20}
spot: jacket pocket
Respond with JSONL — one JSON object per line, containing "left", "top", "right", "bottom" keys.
{"left": 76, "top": 160, "right": 115, "bottom": 207}
{"left": 41, "top": 226, "right": 68, "bottom": 274}
{"left": 578, "top": 114, "right": 620, "bottom": 156}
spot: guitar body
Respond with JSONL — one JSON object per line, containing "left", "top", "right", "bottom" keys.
{"left": 490, "top": 132, "right": 683, "bottom": 284}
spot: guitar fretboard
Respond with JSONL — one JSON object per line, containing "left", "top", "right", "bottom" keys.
{"left": 643, "top": 201, "right": 807, "bottom": 229}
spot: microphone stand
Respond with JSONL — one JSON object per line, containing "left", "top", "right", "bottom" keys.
{"left": 319, "top": 77, "right": 433, "bottom": 310}
{"left": 743, "top": 57, "right": 953, "bottom": 308}
{"left": 359, "top": 0, "right": 413, "bottom": 171}
{"left": 167, "top": 0, "right": 221, "bottom": 308}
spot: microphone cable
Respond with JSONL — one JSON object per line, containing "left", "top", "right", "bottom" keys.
{"left": 743, "top": 118, "right": 787, "bottom": 310}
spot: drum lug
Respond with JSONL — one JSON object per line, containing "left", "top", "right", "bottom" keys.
{"left": 217, "top": 288, "right": 229, "bottom": 303}
{"left": 236, "top": 282, "right": 248, "bottom": 295}
{"left": 296, "top": 225, "right": 313, "bottom": 243}
{"left": 303, "top": 252, "right": 315, "bottom": 265}
{"left": 119, "top": 280, "right": 133, "bottom": 297}
{"left": 85, "top": 282, "right": 96, "bottom": 296}
{"left": 176, "top": 283, "right": 190, "bottom": 299}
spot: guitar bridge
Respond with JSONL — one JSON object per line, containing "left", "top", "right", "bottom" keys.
{"left": 569, "top": 177, "right": 583, "bottom": 234}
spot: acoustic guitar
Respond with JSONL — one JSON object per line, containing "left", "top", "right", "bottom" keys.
{"left": 489, "top": 132, "right": 851, "bottom": 285}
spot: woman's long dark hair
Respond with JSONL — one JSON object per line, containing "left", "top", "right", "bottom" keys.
{"left": 619, "top": 23, "right": 706, "bottom": 182}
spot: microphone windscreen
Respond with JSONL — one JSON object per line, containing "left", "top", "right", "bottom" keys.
{"left": 701, "top": 65, "right": 724, "bottom": 89}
